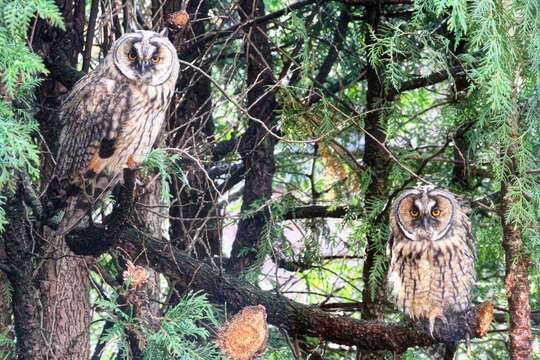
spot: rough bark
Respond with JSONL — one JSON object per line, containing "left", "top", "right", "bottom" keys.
{"left": 228, "top": 0, "right": 278, "bottom": 274}
{"left": 36, "top": 232, "right": 91, "bottom": 359}
{"left": 136, "top": 180, "right": 165, "bottom": 318}
{"left": 451, "top": 127, "right": 471, "bottom": 190}
{"left": 0, "top": 240, "right": 14, "bottom": 359}
{"left": 283, "top": 205, "right": 349, "bottom": 220}
{"left": 447, "top": 38, "right": 472, "bottom": 191}
{"left": 361, "top": 1, "right": 388, "bottom": 322}
{"left": 359, "top": 4, "right": 391, "bottom": 358}
{"left": 2, "top": 187, "right": 48, "bottom": 360}
{"left": 500, "top": 166, "right": 532, "bottom": 359}
{"left": 29, "top": 2, "right": 93, "bottom": 358}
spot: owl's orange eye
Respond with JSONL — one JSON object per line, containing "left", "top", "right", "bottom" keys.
{"left": 431, "top": 208, "right": 441, "bottom": 217}
{"left": 410, "top": 208, "right": 419, "bottom": 217}
{"left": 128, "top": 51, "right": 137, "bottom": 61}
{"left": 151, "top": 56, "right": 160, "bottom": 64}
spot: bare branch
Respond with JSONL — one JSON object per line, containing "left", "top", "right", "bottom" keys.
{"left": 282, "top": 205, "right": 349, "bottom": 220}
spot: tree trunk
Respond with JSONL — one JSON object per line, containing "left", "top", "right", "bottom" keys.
{"left": 228, "top": 0, "right": 277, "bottom": 274}
{"left": 359, "top": 3, "right": 390, "bottom": 358}
{"left": 361, "top": 1, "right": 388, "bottom": 320}
{"left": 500, "top": 156, "right": 532, "bottom": 359}
{"left": 2, "top": 188, "right": 48, "bottom": 360}
{"left": 36, "top": 232, "right": 91, "bottom": 359}
{"left": 28, "top": 2, "right": 93, "bottom": 358}
{"left": 500, "top": 207, "right": 532, "bottom": 360}
{"left": 162, "top": 0, "right": 222, "bottom": 258}
{"left": 0, "top": 242, "right": 14, "bottom": 359}
{"left": 136, "top": 179, "right": 165, "bottom": 318}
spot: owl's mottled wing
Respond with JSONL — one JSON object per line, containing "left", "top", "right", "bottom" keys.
{"left": 51, "top": 71, "right": 132, "bottom": 235}
{"left": 54, "top": 72, "right": 129, "bottom": 184}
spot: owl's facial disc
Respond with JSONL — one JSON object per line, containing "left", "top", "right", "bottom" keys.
{"left": 113, "top": 30, "right": 177, "bottom": 85}
{"left": 396, "top": 188, "right": 455, "bottom": 241}
{"left": 127, "top": 42, "right": 161, "bottom": 78}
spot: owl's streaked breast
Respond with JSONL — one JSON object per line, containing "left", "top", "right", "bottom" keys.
{"left": 387, "top": 224, "right": 475, "bottom": 321}
{"left": 98, "top": 83, "right": 172, "bottom": 178}
{"left": 386, "top": 186, "right": 476, "bottom": 332}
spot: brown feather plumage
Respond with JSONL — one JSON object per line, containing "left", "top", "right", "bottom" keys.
{"left": 48, "top": 30, "right": 179, "bottom": 235}
{"left": 387, "top": 185, "right": 476, "bottom": 335}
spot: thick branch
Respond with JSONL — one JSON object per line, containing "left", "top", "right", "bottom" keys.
{"left": 227, "top": 0, "right": 278, "bottom": 273}
{"left": 361, "top": 0, "right": 388, "bottom": 328}
{"left": 500, "top": 168, "right": 532, "bottom": 357}
{"left": 340, "top": 0, "right": 412, "bottom": 4}
{"left": 65, "top": 222, "right": 492, "bottom": 353}
{"left": 82, "top": 0, "right": 99, "bottom": 73}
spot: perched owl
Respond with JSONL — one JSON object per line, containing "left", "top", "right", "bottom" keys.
{"left": 47, "top": 29, "right": 179, "bottom": 235}
{"left": 386, "top": 185, "right": 475, "bottom": 334}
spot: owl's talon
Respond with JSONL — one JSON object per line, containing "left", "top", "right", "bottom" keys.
{"left": 428, "top": 314, "right": 447, "bottom": 338}
{"left": 428, "top": 318, "right": 436, "bottom": 338}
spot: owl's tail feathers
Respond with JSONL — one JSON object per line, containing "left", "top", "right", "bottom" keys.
{"left": 56, "top": 196, "right": 91, "bottom": 236}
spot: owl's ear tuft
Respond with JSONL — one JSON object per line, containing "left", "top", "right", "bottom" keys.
{"left": 159, "top": 27, "right": 169, "bottom": 38}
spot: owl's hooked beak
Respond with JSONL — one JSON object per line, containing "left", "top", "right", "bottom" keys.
{"left": 420, "top": 216, "right": 429, "bottom": 230}
{"left": 136, "top": 60, "right": 151, "bottom": 74}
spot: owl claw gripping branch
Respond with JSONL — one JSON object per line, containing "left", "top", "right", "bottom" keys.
{"left": 45, "top": 29, "right": 179, "bottom": 236}
{"left": 386, "top": 185, "right": 476, "bottom": 338}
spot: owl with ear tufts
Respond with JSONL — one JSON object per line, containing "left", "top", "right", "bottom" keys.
{"left": 386, "top": 185, "right": 476, "bottom": 334}
{"left": 46, "top": 29, "right": 179, "bottom": 235}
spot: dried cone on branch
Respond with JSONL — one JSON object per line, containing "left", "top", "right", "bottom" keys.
{"left": 217, "top": 305, "right": 268, "bottom": 360}
{"left": 123, "top": 260, "right": 149, "bottom": 289}
{"left": 122, "top": 261, "right": 160, "bottom": 331}
{"left": 168, "top": 10, "right": 189, "bottom": 29}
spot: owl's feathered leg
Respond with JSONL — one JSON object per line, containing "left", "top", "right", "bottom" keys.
{"left": 443, "top": 343, "right": 457, "bottom": 360}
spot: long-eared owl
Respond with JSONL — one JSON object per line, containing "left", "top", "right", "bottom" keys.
{"left": 387, "top": 185, "right": 476, "bottom": 333}
{"left": 47, "top": 29, "right": 179, "bottom": 235}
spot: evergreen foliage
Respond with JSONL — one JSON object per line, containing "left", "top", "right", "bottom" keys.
{"left": 95, "top": 289, "right": 222, "bottom": 360}
{"left": 0, "top": 0, "right": 63, "bottom": 230}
